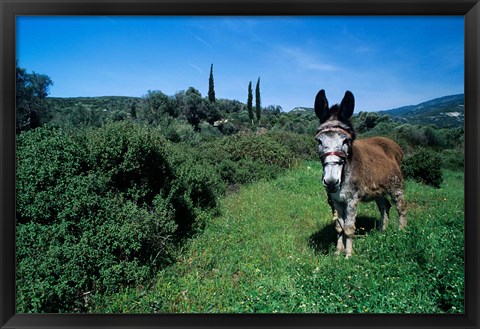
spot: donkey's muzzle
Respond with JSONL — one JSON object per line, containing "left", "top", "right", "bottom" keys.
{"left": 323, "top": 178, "right": 340, "bottom": 193}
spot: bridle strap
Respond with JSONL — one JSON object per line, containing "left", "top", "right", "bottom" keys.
{"left": 320, "top": 151, "right": 347, "bottom": 161}
{"left": 316, "top": 127, "right": 353, "bottom": 140}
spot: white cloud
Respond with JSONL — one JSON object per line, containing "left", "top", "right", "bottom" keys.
{"left": 194, "top": 35, "right": 213, "bottom": 50}
{"left": 280, "top": 46, "right": 338, "bottom": 72}
{"left": 188, "top": 63, "right": 203, "bottom": 73}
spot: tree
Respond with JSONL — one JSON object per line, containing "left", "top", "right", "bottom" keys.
{"left": 143, "top": 90, "right": 178, "bottom": 125}
{"left": 208, "top": 64, "right": 216, "bottom": 103}
{"left": 181, "top": 87, "right": 205, "bottom": 131}
{"left": 16, "top": 62, "right": 53, "bottom": 132}
{"left": 266, "top": 105, "right": 282, "bottom": 116}
{"left": 204, "top": 100, "right": 221, "bottom": 125}
{"left": 130, "top": 101, "right": 137, "bottom": 119}
{"left": 247, "top": 81, "right": 254, "bottom": 123}
{"left": 255, "top": 77, "right": 261, "bottom": 122}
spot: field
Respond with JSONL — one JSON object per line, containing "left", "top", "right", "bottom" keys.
{"left": 15, "top": 63, "right": 466, "bottom": 315}
{"left": 89, "top": 161, "right": 464, "bottom": 314}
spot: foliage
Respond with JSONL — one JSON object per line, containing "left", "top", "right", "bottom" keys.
{"left": 220, "top": 132, "right": 292, "bottom": 168}
{"left": 402, "top": 147, "right": 443, "bottom": 188}
{"left": 88, "top": 163, "right": 464, "bottom": 314}
{"left": 266, "top": 130, "right": 317, "bottom": 161}
{"left": 208, "top": 64, "right": 216, "bottom": 103}
{"left": 16, "top": 122, "right": 224, "bottom": 312}
{"left": 47, "top": 96, "right": 139, "bottom": 128}
{"left": 247, "top": 81, "right": 254, "bottom": 123}
{"left": 255, "top": 77, "right": 261, "bottom": 122}
{"left": 196, "top": 132, "right": 298, "bottom": 186}
{"left": 440, "top": 147, "right": 464, "bottom": 172}
{"left": 353, "top": 111, "right": 391, "bottom": 134}
{"left": 16, "top": 62, "right": 53, "bottom": 132}
{"left": 142, "top": 90, "right": 178, "bottom": 125}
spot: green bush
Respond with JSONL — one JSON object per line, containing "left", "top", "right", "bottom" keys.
{"left": 16, "top": 122, "right": 224, "bottom": 313}
{"left": 402, "top": 148, "right": 443, "bottom": 188}
{"left": 197, "top": 132, "right": 299, "bottom": 186}
{"left": 220, "top": 132, "right": 293, "bottom": 168}
{"left": 440, "top": 148, "right": 464, "bottom": 172}
{"left": 266, "top": 131, "right": 317, "bottom": 161}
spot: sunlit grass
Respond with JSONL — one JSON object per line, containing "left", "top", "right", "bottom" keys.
{"left": 89, "top": 162, "right": 464, "bottom": 314}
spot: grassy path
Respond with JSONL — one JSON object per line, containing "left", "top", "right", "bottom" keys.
{"left": 91, "top": 161, "right": 464, "bottom": 313}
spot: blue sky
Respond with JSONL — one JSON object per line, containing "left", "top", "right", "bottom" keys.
{"left": 16, "top": 16, "right": 464, "bottom": 112}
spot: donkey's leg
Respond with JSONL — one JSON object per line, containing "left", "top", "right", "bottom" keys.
{"left": 344, "top": 199, "right": 358, "bottom": 259}
{"left": 391, "top": 188, "right": 407, "bottom": 229}
{"left": 345, "top": 235, "right": 354, "bottom": 259}
{"left": 333, "top": 202, "right": 346, "bottom": 255}
{"left": 328, "top": 194, "right": 336, "bottom": 217}
{"left": 334, "top": 217, "right": 345, "bottom": 255}
{"left": 375, "top": 196, "right": 391, "bottom": 232}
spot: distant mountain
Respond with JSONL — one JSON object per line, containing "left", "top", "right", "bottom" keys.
{"left": 377, "top": 94, "right": 464, "bottom": 128}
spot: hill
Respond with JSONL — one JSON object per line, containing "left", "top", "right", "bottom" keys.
{"left": 47, "top": 96, "right": 141, "bottom": 112}
{"left": 377, "top": 94, "right": 464, "bottom": 128}
{"left": 45, "top": 93, "right": 464, "bottom": 131}
{"left": 290, "top": 94, "right": 465, "bottom": 128}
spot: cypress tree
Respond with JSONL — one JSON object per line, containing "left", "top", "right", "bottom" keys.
{"left": 247, "top": 81, "right": 254, "bottom": 123}
{"left": 255, "top": 77, "right": 261, "bottom": 122}
{"left": 208, "top": 64, "right": 216, "bottom": 103}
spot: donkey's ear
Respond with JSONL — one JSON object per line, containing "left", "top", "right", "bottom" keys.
{"left": 314, "top": 89, "right": 329, "bottom": 123}
{"left": 339, "top": 90, "right": 354, "bottom": 120}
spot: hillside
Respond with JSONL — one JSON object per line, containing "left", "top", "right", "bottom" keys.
{"left": 279, "top": 94, "right": 464, "bottom": 128}
{"left": 47, "top": 96, "right": 141, "bottom": 112}
{"left": 377, "top": 94, "right": 464, "bottom": 128}
{"left": 45, "top": 93, "right": 465, "bottom": 131}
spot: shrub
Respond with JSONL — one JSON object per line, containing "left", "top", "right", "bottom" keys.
{"left": 266, "top": 131, "right": 317, "bottom": 161}
{"left": 166, "top": 143, "right": 226, "bottom": 235}
{"left": 402, "top": 148, "right": 443, "bottom": 188}
{"left": 16, "top": 122, "right": 223, "bottom": 312}
{"left": 197, "top": 132, "right": 298, "bottom": 186}
{"left": 220, "top": 132, "right": 293, "bottom": 168}
{"left": 440, "top": 148, "right": 464, "bottom": 172}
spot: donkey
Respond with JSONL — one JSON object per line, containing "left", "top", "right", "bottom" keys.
{"left": 314, "top": 89, "right": 407, "bottom": 258}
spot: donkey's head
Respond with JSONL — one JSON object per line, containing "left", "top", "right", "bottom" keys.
{"left": 314, "top": 90, "right": 356, "bottom": 193}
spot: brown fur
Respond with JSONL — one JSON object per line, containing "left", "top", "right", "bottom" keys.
{"left": 350, "top": 137, "right": 404, "bottom": 201}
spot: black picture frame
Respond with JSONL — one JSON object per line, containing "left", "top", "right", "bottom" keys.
{"left": 1, "top": 1, "right": 479, "bottom": 328}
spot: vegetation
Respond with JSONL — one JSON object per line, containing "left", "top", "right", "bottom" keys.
{"left": 15, "top": 63, "right": 464, "bottom": 313}
{"left": 208, "top": 64, "right": 216, "bottom": 103}
{"left": 86, "top": 163, "right": 464, "bottom": 313}
{"left": 16, "top": 62, "right": 53, "bottom": 132}
{"left": 15, "top": 122, "right": 317, "bottom": 313}
{"left": 255, "top": 77, "right": 261, "bottom": 122}
{"left": 247, "top": 81, "right": 254, "bottom": 123}
{"left": 403, "top": 148, "right": 444, "bottom": 188}
{"left": 16, "top": 122, "right": 223, "bottom": 312}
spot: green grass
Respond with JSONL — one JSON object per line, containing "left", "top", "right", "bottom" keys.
{"left": 89, "top": 162, "right": 464, "bottom": 314}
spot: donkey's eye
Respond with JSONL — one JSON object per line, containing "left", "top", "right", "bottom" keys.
{"left": 317, "top": 139, "right": 323, "bottom": 146}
